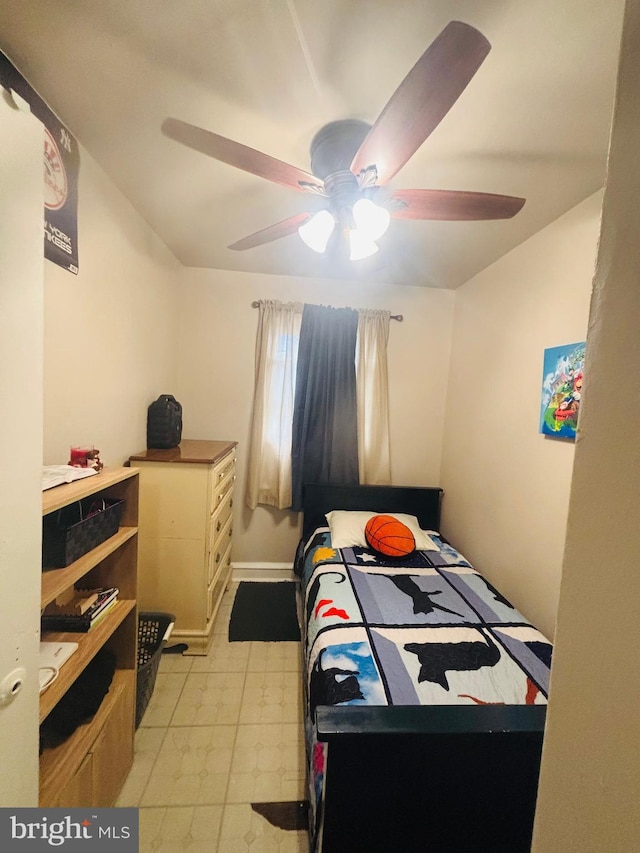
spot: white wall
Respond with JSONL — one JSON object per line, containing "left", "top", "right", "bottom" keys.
{"left": 175, "top": 268, "right": 455, "bottom": 563}
{"left": 440, "top": 192, "right": 601, "bottom": 640}
{"left": 533, "top": 2, "right": 640, "bottom": 846}
{"left": 0, "top": 94, "right": 183, "bottom": 806}
{"left": 43, "top": 145, "right": 181, "bottom": 467}
{"left": 0, "top": 92, "right": 44, "bottom": 806}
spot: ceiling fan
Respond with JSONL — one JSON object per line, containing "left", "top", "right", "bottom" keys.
{"left": 161, "top": 20, "right": 525, "bottom": 261}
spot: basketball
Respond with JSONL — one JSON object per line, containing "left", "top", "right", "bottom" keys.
{"left": 365, "top": 515, "right": 416, "bottom": 558}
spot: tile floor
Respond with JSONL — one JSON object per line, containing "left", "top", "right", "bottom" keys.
{"left": 116, "top": 581, "right": 309, "bottom": 852}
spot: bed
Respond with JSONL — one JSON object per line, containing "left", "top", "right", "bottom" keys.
{"left": 295, "top": 484, "right": 551, "bottom": 853}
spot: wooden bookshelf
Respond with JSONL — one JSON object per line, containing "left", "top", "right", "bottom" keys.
{"left": 39, "top": 467, "right": 139, "bottom": 807}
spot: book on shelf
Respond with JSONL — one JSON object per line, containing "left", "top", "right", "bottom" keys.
{"left": 84, "top": 597, "right": 118, "bottom": 630}
{"left": 41, "top": 587, "right": 119, "bottom": 632}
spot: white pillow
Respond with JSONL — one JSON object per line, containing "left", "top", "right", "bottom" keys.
{"left": 325, "top": 510, "right": 439, "bottom": 551}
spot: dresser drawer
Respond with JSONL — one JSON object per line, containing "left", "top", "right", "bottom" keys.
{"left": 211, "top": 479, "right": 234, "bottom": 538}
{"left": 209, "top": 450, "right": 236, "bottom": 505}
{"left": 212, "top": 470, "right": 235, "bottom": 516}
{"left": 208, "top": 512, "right": 233, "bottom": 585}
{"left": 207, "top": 541, "right": 232, "bottom": 620}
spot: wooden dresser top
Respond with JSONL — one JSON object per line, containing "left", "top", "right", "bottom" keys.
{"left": 129, "top": 439, "right": 237, "bottom": 465}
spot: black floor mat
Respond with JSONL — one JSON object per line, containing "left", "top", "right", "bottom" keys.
{"left": 229, "top": 581, "right": 301, "bottom": 642}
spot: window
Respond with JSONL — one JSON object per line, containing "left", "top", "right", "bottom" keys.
{"left": 246, "top": 300, "right": 391, "bottom": 510}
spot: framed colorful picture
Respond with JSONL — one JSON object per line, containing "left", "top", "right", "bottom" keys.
{"left": 540, "top": 341, "right": 585, "bottom": 439}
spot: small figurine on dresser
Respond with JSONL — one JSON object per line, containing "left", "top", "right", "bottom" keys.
{"left": 69, "top": 445, "right": 104, "bottom": 470}
{"left": 85, "top": 448, "right": 103, "bottom": 471}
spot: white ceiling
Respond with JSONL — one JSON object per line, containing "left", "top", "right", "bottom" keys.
{"left": 0, "top": 0, "right": 624, "bottom": 288}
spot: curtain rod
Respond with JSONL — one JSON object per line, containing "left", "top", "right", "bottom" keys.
{"left": 250, "top": 300, "right": 403, "bottom": 321}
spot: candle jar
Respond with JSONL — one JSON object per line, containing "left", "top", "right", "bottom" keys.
{"left": 69, "top": 445, "right": 94, "bottom": 467}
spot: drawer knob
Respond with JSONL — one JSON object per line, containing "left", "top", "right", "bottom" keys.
{"left": 216, "top": 552, "right": 221, "bottom": 564}
{"left": 216, "top": 520, "right": 222, "bottom": 532}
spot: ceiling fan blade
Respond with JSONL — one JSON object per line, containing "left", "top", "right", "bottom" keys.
{"left": 390, "top": 188, "right": 525, "bottom": 220}
{"left": 162, "top": 118, "right": 324, "bottom": 193}
{"left": 228, "top": 212, "right": 311, "bottom": 251}
{"left": 350, "top": 21, "right": 491, "bottom": 185}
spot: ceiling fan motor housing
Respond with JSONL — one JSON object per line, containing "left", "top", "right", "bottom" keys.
{"left": 310, "top": 120, "right": 375, "bottom": 228}
{"left": 310, "top": 119, "right": 372, "bottom": 179}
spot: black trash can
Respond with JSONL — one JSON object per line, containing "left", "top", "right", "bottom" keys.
{"left": 136, "top": 612, "right": 175, "bottom": 728}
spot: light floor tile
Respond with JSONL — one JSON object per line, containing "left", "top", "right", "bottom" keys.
{"left": 248, "top": 643, "right": 302, "bottom": 674}
{"left": 139, "top": 671, "right": 189, "bottom": 728}
{"left": 217, "top": 584, "right": 238, "bottom": 608}
{"left": 158, "top": 651, "right": 195, "bottom": 674}
{"left": 227, "top": 723, "right": 306, "bottom": 804}
{"left": 120, "top": 578, "right": 310, "bottom": 850}
{"left": 240, "top": 671, "right": 303, "bottom": 725}
{"left": 219, "top": 803, "right": 309, "bottom": 853}
{"left": 192, "top": 635, "right": 251, "bottom": 673}
{"left": 140, "top": 725, "right": 236, "bottom": 807}
{"left": 139, "top": 805, "right": 224, "bottom": 853}
{"left": 171, "top": 671, "right": 246, "bottom": 726}
{"left": 214, "top": 603, "right": 233, "bottom": 624}
{"left": 116, "top": 726, "right": 168, "bottom": 807}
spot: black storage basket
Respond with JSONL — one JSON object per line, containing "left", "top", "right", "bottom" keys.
{"left": 42, "top": 497, "right": 124, "bottom": 569}
{"left": 136, "top": 611, "right": 175, "bottom": 728}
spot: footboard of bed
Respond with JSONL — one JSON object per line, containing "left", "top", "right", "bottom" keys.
{"left": 316, "top": 704, "right": 546, "bottom": 853}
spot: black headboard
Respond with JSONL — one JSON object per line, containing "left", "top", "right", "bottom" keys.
{"left": 301, "top": 483, "right": 443, "bottom": 540}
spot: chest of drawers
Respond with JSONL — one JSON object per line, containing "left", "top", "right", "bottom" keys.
{"left": 130, "top": 439, "right": 237, "bottom": 654}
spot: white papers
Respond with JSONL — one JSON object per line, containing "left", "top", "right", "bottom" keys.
{"left": 42, "top": 465, "right": 98, "bottom": 491}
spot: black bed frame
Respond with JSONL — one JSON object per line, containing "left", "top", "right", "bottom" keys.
{"left": 301, "top": 483, "right": 546, "bottom": 853}
{"left": 302, "top": 482, "right": 444, "bottom": 541}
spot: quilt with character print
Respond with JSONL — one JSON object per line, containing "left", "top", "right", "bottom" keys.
{"left": 298, "top": 524, "right": 553, "bottom": 846}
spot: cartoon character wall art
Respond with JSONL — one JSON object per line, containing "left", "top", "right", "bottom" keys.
{"left": 540, "top": 342, "right": 586, "bottom": 439}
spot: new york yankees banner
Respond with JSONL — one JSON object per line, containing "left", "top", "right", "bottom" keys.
{"left": 1, "top": 50, "right": 79, "bottom": 274}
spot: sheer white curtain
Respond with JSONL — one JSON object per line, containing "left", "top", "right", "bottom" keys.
{"left": 356, "top": 308, "right": 392, "bottom": 484}
{"left": 246, "top": 300, "right": 303, "bottom": 509}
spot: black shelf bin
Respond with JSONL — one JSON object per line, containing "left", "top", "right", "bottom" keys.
{"left": 42, "top": 497, "right": 124, "bottom": 568}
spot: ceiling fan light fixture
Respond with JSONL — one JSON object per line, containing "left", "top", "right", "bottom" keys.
{"left": 166, "top": 23, "right": 527, "bottom": 260}
{"left": 349, "top": 229, "right": 379, "bottom": 261}
{"left": 298, "top": 210, "right": 335, "bottom": 253}
{"left": 352, "top": 197, "right": 391, "bottom": 241}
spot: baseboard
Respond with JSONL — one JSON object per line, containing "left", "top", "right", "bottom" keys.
{"left": 232, "top": 562, "right": 297, "bottom": 582}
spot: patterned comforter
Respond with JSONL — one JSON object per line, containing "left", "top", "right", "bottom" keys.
{"left": 298, "top": 524, "right": 553, "bottom": 843}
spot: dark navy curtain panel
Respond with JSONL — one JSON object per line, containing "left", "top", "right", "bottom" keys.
{"left": 291, "top": 304, "right": 360, "bottom": 511}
